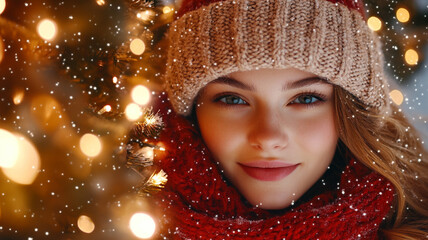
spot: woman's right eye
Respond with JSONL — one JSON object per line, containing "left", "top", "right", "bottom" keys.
{"left": 215, "top": 95, "right": 248, "bottom": 105}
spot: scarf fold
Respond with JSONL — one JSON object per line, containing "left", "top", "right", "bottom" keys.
{"left": 145, "top": 93, "right": 394, "bottom": 239}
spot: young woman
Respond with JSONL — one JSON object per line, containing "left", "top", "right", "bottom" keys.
{"left": 129, "top": 0, "right": 428, "bottom": 238}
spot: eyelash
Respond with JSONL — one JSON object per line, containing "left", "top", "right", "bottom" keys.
{"left": 213, "top": 91, "right": 327, "bottom": 108}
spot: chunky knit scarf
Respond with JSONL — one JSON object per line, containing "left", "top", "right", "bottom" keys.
{"left": 143, "top": 93, "right": 394, "bottom": 239}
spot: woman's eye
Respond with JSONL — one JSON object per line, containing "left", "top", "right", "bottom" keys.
{"left": 291, "top": 95, "right": 322, "bottom": 105}
{"left": 217, "top": 95, "right": 247, "bottom": 105}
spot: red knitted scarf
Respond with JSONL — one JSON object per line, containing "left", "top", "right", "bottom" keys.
{"left": 143, "top": 93, "right": 394, "bottom": 239}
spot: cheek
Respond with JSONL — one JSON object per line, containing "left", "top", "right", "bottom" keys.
{"left": 291, "top": 109, "right": 338, "bottom": 155}
{"left": 196, "top": 107, "right": 244, "bottom": 162}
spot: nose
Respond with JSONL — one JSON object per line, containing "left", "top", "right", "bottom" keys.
{"left": 248, "top": 109, "right": 288, "bottom": 151}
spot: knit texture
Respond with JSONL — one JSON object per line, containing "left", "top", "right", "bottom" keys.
{"left": 142, "top": 93, "right": 395, "bottom": 239}
{"left": 164, "top": 0, "right": 390, "bottom": 116}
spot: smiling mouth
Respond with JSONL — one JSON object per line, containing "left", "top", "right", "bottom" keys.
{"left": 238, "top": 161, "right": 299, "bottom": 181}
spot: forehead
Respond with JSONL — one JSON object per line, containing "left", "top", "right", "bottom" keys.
{"left": 210, "top": 68, "right": 331, "bottom": 91}
{"left": 227, "top": 68, "right": 318, "bottom": 82}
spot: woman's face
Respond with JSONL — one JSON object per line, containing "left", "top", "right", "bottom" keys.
{"left": 196, "top": 68, "right": 338, "bottom": 210}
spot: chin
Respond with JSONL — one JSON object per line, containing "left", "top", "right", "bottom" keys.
{"left": 247, "top": 197, "right": 294, "bottom": 210}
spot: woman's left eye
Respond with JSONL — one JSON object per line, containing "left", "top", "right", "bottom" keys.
{"left": 290, "top": 94, "right": 324, "bottom": 105}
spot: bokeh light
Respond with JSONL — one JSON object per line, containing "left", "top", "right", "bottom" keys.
{"left": 112, "top": 76, "right": 118, "bottom": 84}
{"left": 96, "top": 0, "right": 105, "bottom": 6}
{"left": 130, "top": 38, "right": 145, "bottom": 55}
{"left": 404, "top": 49, "right": 419, "bottom": 65}
{"left": 163, "top": 6, "right": 173, "bottom": 14}
{"left": 389, "top": 89, "right": 404, "bottom": 106}
{"left": 367, "top": 16, "right": 382, "bottom": 31}
{"left": 77, "top": 215, "right": 95, "bottom": 234}
{"left": 129, "top": 212, "right": 156, "bottom": 239}
{"left": 13, "top": 90, "right": 24, "bottom": 105}
{"left": 1, "top": 134, "right": 41, "bottom": 185}
{"left": 0, "top": 0, "right": 5, "bottom": 15}
{"left": 37, "top": 19, "right": 57, "bottom": 41}
{"left": 396, "top": 8, "right": 410, "bottom": 23}
{"left": 79, "top": 133, "right": 102, "bottom": 158}
{"left": 125, "top": 103, "right": 142, "bottom": 121}
{"left": 131, "top": 85, "right": 151, "bottom": 105}
{"left": 0, "top": 129, "right": 19, "bottom": 168}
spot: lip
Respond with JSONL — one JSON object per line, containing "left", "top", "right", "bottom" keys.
{"left": 238, "top": 161, "right": 299, "bottom": 181}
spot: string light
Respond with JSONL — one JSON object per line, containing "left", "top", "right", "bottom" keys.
{"left": 13, "top": 90, "right": 24, "bottom": 105}
{"left": 129, "top": 212, "right": 156, "bottom": 239}
{"left": 130, "top": 38, "right": 145, "bottom": 55}
{"left": 79, "top": 134, "right": 102, "bottom": 158}
{"left": 97, "top": 104, "right": 112, "bottom": 115}
{"left": 112, "top": 76, "right": 118, "bottom": 84}
{"left": 396, "top": 8, "right": 410, "bottom": 23}
{"left": 37, "top": 19, "right": 57, "bottom": 41}
{"left": 131, "top": 85, "right": 151, "bottom": 105}
{"left": 404, "top": 49, "right": 418, "bottom": 65}
{"left": 96, "top": 0, "right": 105, "bottom": 6}
{"left": 1, "top": 134, "right": 41, "bottom": 185}
{"left": 389, "top": 89, "right": 404, "bottom": 106}
{"left": 0, "top": 0, "right": 5, "bottom": 15}
{"left": 367, "top": 16, "right": 382, "bottom": 31}
{"left": 77, "top": 215, "right": 95, "bottom": 234}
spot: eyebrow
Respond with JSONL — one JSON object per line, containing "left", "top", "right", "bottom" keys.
{"left": 284, "top": 77, "right": 330, "bottom": 90}
{"left": 210, "top": 76, "right": 329, "bottom": 91}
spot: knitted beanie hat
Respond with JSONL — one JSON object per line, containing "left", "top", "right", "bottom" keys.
{"left": 164, "top": 0, "right": 390, "bottom": 115}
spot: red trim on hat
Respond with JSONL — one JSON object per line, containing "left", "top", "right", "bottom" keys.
{"left": 326, "top": 0, "right": 366, "bottom": 19}
{"left": 177, "top": 0, "right": 366, "bottom": 19}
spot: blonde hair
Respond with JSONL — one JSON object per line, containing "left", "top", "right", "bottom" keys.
{"left": 334, "top": 87, "right": 428, "bottom": 239}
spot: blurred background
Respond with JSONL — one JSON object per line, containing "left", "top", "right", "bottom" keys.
{"left": 0, "top": 0, "right": 427, "bottom": 239}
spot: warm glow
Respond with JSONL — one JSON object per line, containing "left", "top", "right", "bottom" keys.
{"left": 131, "top": 85, "right": 151, "bottom": 105}
{"left": 137, "top": 10, "right": 153, "bottom": 21}
{"left": 96, "top": 0, "right": 105, "bottom": 6}
{"left": 145, "top": 117, "right": 156, "bottom": 125}
{"left": 404, "top": 49, "right": 418, "bottom": 65}
{"left": 13, "top": 90, "right": 24, "bottom": 105}
{"left": 0, "top": 0, "right": 5, "bottom": 15}
{"left": 112, "top": 76, "right": 118, "bottom": 84}
{"left": 129, "top": 213, "right": 156, "bottom": 239}
{"left": 0, "top": 129, "right": 19, "bottom": 168}
{"left": 37, "top": 19, "right": 57, "bottom": 41}
{"left": 1, "top": 134, "right": 41, "bottom": 185}
{"left": 163, "top": 6, "right": 173, "bottom": 14}
{"left": 79, "top": 134, "right": 102, "bottom": 157}
{"left": 150, "top": 170, "right": 168, "bottom": 186}
{"left": 130, "top": 38, "right": 145, "bottom": 55}
{"left": 98, "top": 104, "right": 112, "bottom": 115}
{"left": 0, "top": 37, "right": 4, "bottom": 63}
{"left": 125, "top": 103, "right": 142, "bottom": 121}
{"left": 31, "top": 95, "right": 63, "bottom": 132}
{"left": 77, "top": 215, "right": 95, "bottom": 234}
{"left": 396, "top": 8, "right": 410, "bottom": 23}
{"left": 367, "top": 16, "right": 382, "bottom": 31}
{"left": 389, "top": 89, "right": 404, "bottom": 106}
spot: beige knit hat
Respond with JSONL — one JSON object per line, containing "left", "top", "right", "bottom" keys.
{"left": 164, "top": 0, "right": 390, "bottom": 115}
